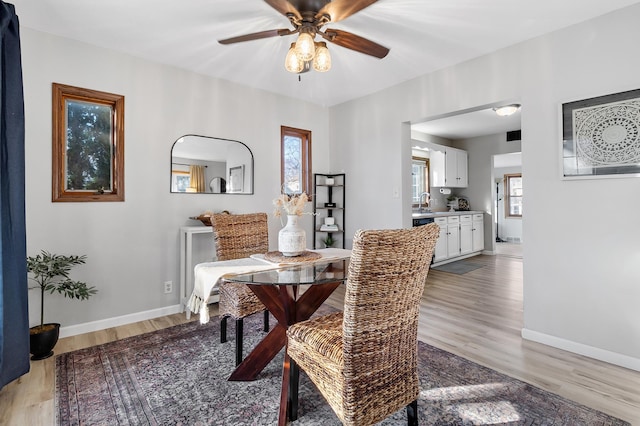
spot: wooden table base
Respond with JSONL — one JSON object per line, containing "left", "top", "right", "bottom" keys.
{"left": 226, "top": 274, "right": 343, "bottom": 425}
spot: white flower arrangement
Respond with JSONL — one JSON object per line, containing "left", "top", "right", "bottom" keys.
{"left": 272, "top": 192, "right": 311, "bottom": 218}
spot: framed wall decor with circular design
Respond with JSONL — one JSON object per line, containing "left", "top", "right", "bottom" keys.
{"left": 561, "top": 88, "right": 640, "bottom": 179}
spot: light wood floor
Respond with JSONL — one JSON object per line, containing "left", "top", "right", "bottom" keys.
{"left": 2, "top": 253, "right": 639, "bottom": 425}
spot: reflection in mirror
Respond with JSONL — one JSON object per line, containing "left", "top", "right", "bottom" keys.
{"left": 170, "top": 135, "right": 253, "bottom": 194}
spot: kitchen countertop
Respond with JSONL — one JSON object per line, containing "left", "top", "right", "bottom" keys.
{"left": 412, "top": 210, "right": 483, "bottom": 219}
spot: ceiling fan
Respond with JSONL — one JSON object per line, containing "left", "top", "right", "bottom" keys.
{"left": 218, "top": 0, "right": 389, "bottom": 73}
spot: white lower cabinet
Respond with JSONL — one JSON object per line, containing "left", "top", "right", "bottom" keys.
{"left": 432, "top": 213, "right": 484, "bottom": 265}
{"left": 446, "top": 215, "right": 460, "bottom": 258}
{"left": 459, "top": 215, "right": 473, "bottom": 255}
{"left": 433, "top": 217, "right": 448, "bottom": 262}
{"left": 472, "top": 214, "right": 485, "bottom": 253}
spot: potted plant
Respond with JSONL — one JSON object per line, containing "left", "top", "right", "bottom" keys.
{"left": 27, "top": 251, "right": 97, "bottom": 360}
{"left": 322, "top": 235, "right": 335, "bottom": 248}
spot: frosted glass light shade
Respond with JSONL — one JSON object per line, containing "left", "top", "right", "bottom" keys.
{"left": 312, "top": 42, "right": 331, "bottom": 72}
{"left": 493, "top": 104, "right": 521, "bottom": 116}
{"left": 295, "top": 32, "right": 315, "bottom": 62}
{"left": 285, "top": 44, "right": 304, "bottom": 73}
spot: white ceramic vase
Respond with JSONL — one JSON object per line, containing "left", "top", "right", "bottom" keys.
{"left": 278, "top": 214, "right": 306, "bottom": 256}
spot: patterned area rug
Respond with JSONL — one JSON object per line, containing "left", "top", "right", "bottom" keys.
{"left": 55, "top": 312, "right": 629, "bottom": 425}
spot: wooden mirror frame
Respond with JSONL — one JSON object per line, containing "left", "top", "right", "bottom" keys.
{"left": 52, "top": 83, "right": 125, "bottom": 202}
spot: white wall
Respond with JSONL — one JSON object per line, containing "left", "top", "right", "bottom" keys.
{"left": 21, "top": 28, "right": 329, "bottom": 329}
{"left": 330, "top": 4, "right": 640, "bottom": 370}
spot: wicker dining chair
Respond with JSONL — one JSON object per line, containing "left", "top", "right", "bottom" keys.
{"left": 284, "top": 223, "right": 440, "bottom": 425}
{"left": 212, "top": 212, "right": 270, "bottom": 366}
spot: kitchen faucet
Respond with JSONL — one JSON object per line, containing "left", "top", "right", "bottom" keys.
{"left": 418, "top": 192, "right": 431, "bottom": 212}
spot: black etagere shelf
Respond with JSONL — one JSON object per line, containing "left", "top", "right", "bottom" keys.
{"left": 313, "top": 173, "right": 345, "bottom": 249}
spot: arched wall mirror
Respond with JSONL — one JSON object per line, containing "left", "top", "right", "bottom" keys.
{"left": 170, "top": 135, "right": 254, "bottom": 194}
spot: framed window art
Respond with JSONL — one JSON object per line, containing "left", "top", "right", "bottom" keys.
{"left": 561, "top": 88, "right": 640, "bottom": 179}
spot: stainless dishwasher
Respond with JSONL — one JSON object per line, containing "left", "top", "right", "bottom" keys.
{"left": 412, "top": 217, "right": 435, "bottom": 227}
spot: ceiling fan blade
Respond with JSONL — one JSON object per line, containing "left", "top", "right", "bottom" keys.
{"left": 316, "top": 0, "right": 378, "bottom": 23}
{"left": 264, "top": 0, "right": 302, "bottom": 21}
{"left": 321, "top": 28, "right": 389, "bottom": 58}
{"left": 218, "top": 29, "right": 293, "bottom": 45}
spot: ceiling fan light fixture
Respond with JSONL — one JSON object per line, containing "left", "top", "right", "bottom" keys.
{"left": 312, "top": 42, "right": 331, "bottom": 72}
{"left": 295, "top": 30, "right": 316, "bottom": 62}
{"left": 493, "top": 104, "right": 521, "bottom": 117}
{"left": 285, "top": 43, "right": 304, "bottom": 73}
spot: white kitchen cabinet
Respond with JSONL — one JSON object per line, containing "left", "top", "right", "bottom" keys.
{"left": 429, "top": 146, "right": 468, "bottom": 188}
{"left": 429, "top": 212, "right": 484, "bottom": 267}
{"left": 459, "top": 215, "right": 473, "bottom": 255}
{"left": 433, "top": 217, "right": 448, "bottom": 262}
{"left": 430, "top": 148, "right": 446, "bottom": 187}
{"left": 472, "top": 213, "right": 484, "bottom": 252}
{"left": 446, "top": 216, "right": 460, "bottom": 258}
{"left": 444, "top": 147, "right": 468, "bottom": 187}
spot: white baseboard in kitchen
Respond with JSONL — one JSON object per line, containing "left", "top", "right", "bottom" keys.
{"left": 59, "top": 304, "right": 183, "bottom": 338}
{"left": 522, "top": 328, "right": 640, "bottom": 372}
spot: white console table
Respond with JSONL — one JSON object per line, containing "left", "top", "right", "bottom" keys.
{"left": 179, "top": 225, "right": 216, "bottom": 318}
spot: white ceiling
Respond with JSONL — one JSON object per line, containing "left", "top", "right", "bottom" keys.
{"left": 412, "top": 107, "right": 521, "bottom": 140}
{"left": 11, "top": 0, "right": 640, "bottom": 108}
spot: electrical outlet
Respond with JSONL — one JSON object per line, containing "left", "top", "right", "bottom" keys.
{"left": 163, "top": 281, "right": 172, "bottom": 294}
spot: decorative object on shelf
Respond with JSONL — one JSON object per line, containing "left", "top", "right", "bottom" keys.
{"left": 322, "top": 235, "right": 335, "bottom": 248}
{"left": 273, "top": 192, "right": 312, "bottom": 256}
{"left": 320, "top": 224, "right": 339, "bottom": 231}
{"left": 325, "top": 177, "right": 335, "bottom": 185}
{"left": 562, "top": 88, "right": 640, "bottom": 179}
{"left": 27, "top": 251, "right": 97, "bottom": 360}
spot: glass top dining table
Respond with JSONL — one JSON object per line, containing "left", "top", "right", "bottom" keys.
{"left": 223, "top": 258, "right": 349, "bottom": 425}
{"left": 226, "top": 258, "right": 349, "bottom": 286}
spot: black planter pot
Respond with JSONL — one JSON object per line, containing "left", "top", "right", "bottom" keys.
{"left": 29, "top": 323, "right": 60, "bottom": 360}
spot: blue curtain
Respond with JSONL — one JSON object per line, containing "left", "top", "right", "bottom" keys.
{"left": 0, "top": 1, "right": 29, "bottom": 389}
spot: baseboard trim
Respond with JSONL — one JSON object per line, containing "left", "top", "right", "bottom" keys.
{"left": 521, "top": 328, "right": 640, "bottom": 372}
{"left": 59, "top": 304, "right": 183, "bottom": 338}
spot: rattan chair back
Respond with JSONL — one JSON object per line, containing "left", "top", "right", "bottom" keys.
{"left": 212, "top": 212, "right": 269, "bottom": 261}
{"left": 341, "top": 223, "right": 439, "bottom": 423}
{"left": 213, "top": 212, "right": 269, "bottom": 323}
